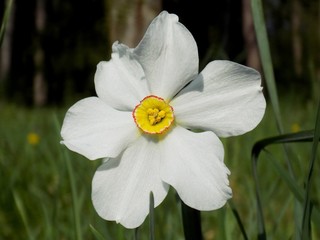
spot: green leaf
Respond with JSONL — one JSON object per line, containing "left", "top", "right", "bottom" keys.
{"left": 302, "top": 99, "right": 320, "bottom": 239}
{"left": 252, "top": 130, "right": 320, "bottom": 240}
{"left": 89, "top": 224, "right": 106, "bottom": 240}
{"left": 64, "top": 148, "right": 83, "bottom": 240}
{"left": 252, "top": 130, "right": 314, "bottom": 157}
{"left": 149, "top": 191, "right": 155, "bottom": 240}
{"left": 0, "top": 0, "right": 13, "bottom": 46}
{"left": 251, "top": 0, "right": 296, "bottom": 191}
{"left": 251, "top": 131, "right": 312, "bottom": 240}
{"left": 250, "top": 0, "right": 283, "bottom": 134}
{"left": 228, "top": 200, "right": 248, "bottom": 240}
{"left": 134, "top": 227, "right": 139, "bottom": 240}
{"left": 13, "top": 190, "right": 34, "bottom": 240}
{"left": 53, "top": 114, "right": 83, "bottom": 240}
{"left": 181, "top": 199, "right": 203, "bottom": 240}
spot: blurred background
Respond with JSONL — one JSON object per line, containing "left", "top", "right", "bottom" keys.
{"left": 1, "top": 0, "right": 320, "bottom": 239}
{"left": 1, "top": 0, "right": 319, "bottom": 106}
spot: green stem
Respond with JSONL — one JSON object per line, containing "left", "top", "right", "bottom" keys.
{"left": 181, "top": 200, "right": 203, "bottom": 240}
{"left": 250, "top": 0, "right": 283, "bottom": 134}
{"left": 64, "top": 150, "right": 83, "bottom": 240}
{"left": 0, "top": 0, "right": 13, "bottom": 46}
{"left": 149, "top": 192, "right": 155, "bottom": 240}
{"left": 302, "top": 98, "right": 320, "bottom": 239}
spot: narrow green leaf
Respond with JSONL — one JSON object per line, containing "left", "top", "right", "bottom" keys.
{"left": 217, "top": 208, "right": 226, "bottom": 240}
{"left": 228, "top": 200, "right": 248, "bottom": 240}
{"left": 134, "top": 227, "right": 139, "bottom": 240}
{"left": 41, "top": 202, "right": 54, "bottom": 240}
{"left": 294, "top": 199, "right": 303, "bottom": 239}
{"left": 53, "top": 114, "right": 83, "bottom": 240}
{"left": 252, "top": 150, "right": 267, "bottom": 240}
{"left": 252, "top": 130, "right": 314, "bottom": 158}
{"left": 265, "top": 150, "right": 320, "bottom": 223}
{"left": 181, "top": 199, "right": 203, "bottom": 240}
{"left": 252, "top": 130, "right": 320, "bottom": 240}
{"left": 251, "top": 0, "right": 296, "bottom": 188}
{"left": 250, "top": 0, "right": 283, "bottom": 133}
{"left": 251, "top": 131, "right": 311, "bottom": 239}
{"left": 13, "top": 190, "right": 34, "bottom": 240}
{"left": 89, "top": 224, "right": 106, "bottom": 240}
{"left": 64, "top": 149, "right": 83, "bottom": 240}
{"left": 0, "top": 0, "right": 13, "bottom": 46}
{"left": 149, "top": 191, "right": 155, "bottom": 240}
{"left": 302, "top": 99, "right": 320, "bottom": 239}
{"left": 265, "top": 151, "right": 303, "bottom": 202}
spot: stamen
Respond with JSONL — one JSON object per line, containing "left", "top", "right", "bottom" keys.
{"left": 133, "top": 95, "right": 174, "bottom": 134}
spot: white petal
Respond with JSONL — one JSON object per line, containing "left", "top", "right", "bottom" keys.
{"left": 92, "top": 137, "right": 169, "bottom": 228}
{"left": 134, "top": 11, "right": 199, "bottom": 100}
{"left": 171, "top": 60, "right": 266, "bottom": 137}
{"left": 95, "top": 42, "right": 149, "bottom": 111}
{"left": 160, "top": 126, "right": 232, "bottom": 210}
{"left": 61, "top": 97, "right": 138, "bottom": 160}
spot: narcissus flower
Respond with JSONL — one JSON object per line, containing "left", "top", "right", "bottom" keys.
{"left": 61, "top": 11, "right": 266, "bottom": 228}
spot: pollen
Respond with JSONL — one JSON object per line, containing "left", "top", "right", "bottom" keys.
{"left": 133, "top": 95, "right": 174, "bottom": 134}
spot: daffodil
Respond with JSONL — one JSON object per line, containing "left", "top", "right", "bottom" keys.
{"left": 61, "top": 11, "right": 266, "bottom": 228}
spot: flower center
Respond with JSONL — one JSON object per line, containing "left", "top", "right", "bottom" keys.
{"left": 133, "top": 95, "right": 174, "bottom": 134}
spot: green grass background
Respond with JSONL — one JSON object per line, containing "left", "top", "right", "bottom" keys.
{"left": 1, "top": 0, "right": 319, "bottom": 239}
{"left": 1, "top": 93, "right": 319, "bottom": 240}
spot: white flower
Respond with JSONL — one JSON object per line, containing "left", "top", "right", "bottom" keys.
{"left": 61, "top": 11, "right": 266, "bottom": 228}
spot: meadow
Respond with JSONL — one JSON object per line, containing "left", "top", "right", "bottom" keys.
{"left": 0, "top": 92, "right": 319, "bottom": 240}
{"left": 1, "top": 0, "right": 320, "bottom": 239}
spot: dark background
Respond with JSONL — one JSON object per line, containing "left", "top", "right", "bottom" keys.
{"left": 0, "top": 0, "right": 319, "bottom": 106}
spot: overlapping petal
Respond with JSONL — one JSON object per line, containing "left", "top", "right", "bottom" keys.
{"left": 60, "top": 10, "right": 267, "bottom": 229}
{"left": 95, "top": 42, "right": 150, "bottom": 111}
{"left": 160, "top": 126, "right": 232, "bottom": 210}
{"left": 171, "top": 60, "right": 266, "bottom": 137}
{"left": 134, "top": 11, "right": 199, "bottom": 100}
{"left": 92, "top": 136, "right": 169, "bottom": 228}
{"left": 61, "top": 97, "right": 138, "bottom": 160}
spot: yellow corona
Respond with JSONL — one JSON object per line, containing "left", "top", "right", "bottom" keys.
{"left": 133, "top": 95, "right": 174, "bottom": 134}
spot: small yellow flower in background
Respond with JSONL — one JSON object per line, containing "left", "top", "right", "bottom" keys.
{"left": 27, "top": 132, "right": 40, "bottom": 145}
{"left": 291, "top": 123, "right": 301, "bottom": 133}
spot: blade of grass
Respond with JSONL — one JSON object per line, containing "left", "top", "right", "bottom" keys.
{"left": 90, "top": 224, "right": 107, "bottom": 240}
{"left": 149, "top": 191, "right": 155, "bottom": 240}
{"left": 250, "top": 0, "right": 283, "bottom": 133}
{"left": 272, "top": 193, "right": 293, "bottom": 234}
{"left": 64, "top": 149, "right": 83, "bottom": 240}
{"left": 0, "top": 0, "right": 13, "bottom": 46}
{"left": 294, "top": 199, "right": 303, "bottom": 239}
{"left": 252, "top": 150, "right": 266, "bottom": 240}
{"left": 251, "top": 0, "right": 296, "bottom": 187}
{"left": 252, "top": 130, "right": 320, "bottom": 240}
{"left": 265, "top": 151, "right": 320, "bottom": 235}
{"left": 134, "top": 227, "right": 139, "bottom": 240}
{"left": 265, "top": 150, "right": 319, "bottom": 219}
{"left": 53, "top": 113, "right": 83, "bottom": 240}
{"left": 301, "top": 99, "right": 320, "bottom": 239}
{"left": 253, "top": 131, "right": 320, "bottom": 217}
{"left": 181, "top": 199, "right": 203, "bottom": 240}
{"left": 217, "top": 208, "right": 226, "bottom": 240}
{"left": 41, "top": 202, "right": 53, "bottom": 240}
{"left": 252, "top": 130, "right": 314, "bottom": 156}
{"left": 228, "top": 200, "right": 248, "bottom": 240}
{"left": 13, "top": 190, "right": 35, "bottom": 240}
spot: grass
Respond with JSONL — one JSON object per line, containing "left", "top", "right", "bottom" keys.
{"left": 0, "top": 93, "right": 319, "bottom": 240}
{"left": 1, "top": 0, "right": 319, "bottom": 238}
